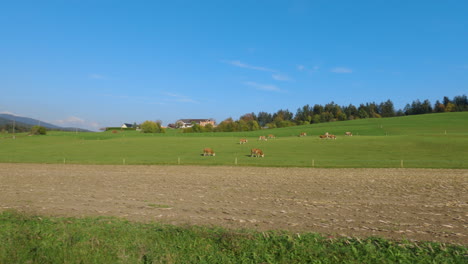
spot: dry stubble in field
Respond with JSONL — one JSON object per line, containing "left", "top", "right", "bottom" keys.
{"left": 0, "top": 163, "right": 466, "bottom": 244}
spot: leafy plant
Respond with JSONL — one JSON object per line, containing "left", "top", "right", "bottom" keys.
{"left": 140, "top": 120, "right": 165, "bottom": 133}
{"left": 0, "top": 211, "right": 466, "bottom": 264}
{"left": 30, "top": 125, "right": 46, "bottom": 135}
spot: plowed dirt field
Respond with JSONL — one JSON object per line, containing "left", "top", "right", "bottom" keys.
{"left": 1, "top": 163, "right": 466, "bottom": 244}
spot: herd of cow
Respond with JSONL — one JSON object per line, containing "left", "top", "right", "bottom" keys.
{"left": 202, "top": 131, "right": 353, "bottom": 158}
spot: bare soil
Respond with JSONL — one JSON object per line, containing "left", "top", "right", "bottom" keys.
{"left": 1, "top": 163, "right": 467, "bottom": 244}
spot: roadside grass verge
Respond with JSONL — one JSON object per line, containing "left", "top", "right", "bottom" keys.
{"left": 0, "top": 211, "right": 466, "bottom": 264}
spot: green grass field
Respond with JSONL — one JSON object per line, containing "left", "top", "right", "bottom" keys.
{"left": 1, "top": 112, "right": 467, "bottom": 168}
{"left": 1, "top": 211, "right": 466, "bottom": 264}
{"left": 2, "top": 113, "right": 467, "bottom": 263}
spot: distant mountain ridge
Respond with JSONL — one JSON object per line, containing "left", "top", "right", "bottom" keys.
{"left": 0, "top": 113, "right": 90, "bottom": 132}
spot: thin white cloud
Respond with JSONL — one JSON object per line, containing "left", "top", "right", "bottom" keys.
{"left": 331, "top": 67, "right": 353, "bottom": 73}
{"left": 54, "top": 116, "right": 101, "bottom": 131}
{"left": 163, "top": 92, "right": 198, "bottom": 103}
{"left": 89, "top": 73, "right": 107, "bottom": 80}
{"left": 101, "top": 93, "right": 169, "bottom": 106}
{"left": 105, "top": 94, "right": 130, "bottom": 99}
{"left": 244, "top": 81, "right": 282, "bottom": 92}
{"left": 224, "top": 60, "right": 292, "bottom": 82}
{"left": 297, "top": 65, "right": 319, "bottom": 73}
{"left": 55, "top": 116, "right": 86, "bottom": 125}
{"left": 223, "top": 60, "right": 277, "bottom": 72}
{"left": 272, "top": 74, "right": 290, "bottom": 81}
{"left": 0, "top": 111, "right": 22, "bottom": 116}
{"left": 88, "top": 122, "right": 100, "bottom": 129}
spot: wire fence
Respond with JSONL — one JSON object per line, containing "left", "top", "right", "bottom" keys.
{"left": 1, "top": 157, "right": 466, "bottom": 169}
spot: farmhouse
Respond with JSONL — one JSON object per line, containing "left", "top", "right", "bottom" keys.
{"left": 121, "top": 123, "right": 134, "bottom": 129}
{"left": 176, "top": 119, "right": 215, "bottom": 128}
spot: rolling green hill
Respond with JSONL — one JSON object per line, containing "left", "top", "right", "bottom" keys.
{"left": 0, "top": 113, "right": 91, "bottom": 132}
{"left": 1, "top": 112, "right": 467, "bottom": 168}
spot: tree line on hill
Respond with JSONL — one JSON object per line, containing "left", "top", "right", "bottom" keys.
{"left": 0, "top": 117, "right": 48, "bottom": 135}
{"left": 104, "top": 121, "right": 166, "bottom": 134}
{"left": 182, "top": 94, "right": 468, "bottom": 133}
{"left": 0, "top": 122, "right": 31, "bottom": 133}
{"left": 3, "top": 95, "right": 465, "bottom": 135}
{"left": 0, "top": 114, "right": 91, "bottom": 134}
{"left": 0, "top": 123, "right": 48, "bottom": 135}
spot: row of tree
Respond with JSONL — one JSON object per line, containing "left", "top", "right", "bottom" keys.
{"left": 7, "top": 95, "right": 465, "bottom": 135}
{"left": 183, "top": 94, "right": 468, "bottom": 133}
{"left": 404, "top": 95, "right": 468, "bottom": 115}
{"left": 0, "top": 123, "right": 31, "bottom": 133}
{"left": 0, "top": 125, "right": 47, "bottom": 135}
{"left": 140, "top": 120, "right": 166, "bottom": 133}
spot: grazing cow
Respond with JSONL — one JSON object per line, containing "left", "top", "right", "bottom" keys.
{"left": 250, "top": 148, "right": 258, "bottom": 157}
{"left": 255, "top": 149, "right": 265, "bottom": 157}
{"left": 203, "top": 148, "right": 216, "bottom": 156}
{"left": 258, "top": 136, "right": 268, "bottom": 141}
{"left": 251, "top": 148, "right": 265, "bottom": 158}
{"left": 329, "top": 134, "right": 336, "bottom": 140}
{"left": 345, "top": 132, "right": 353, "bottom": 136}
{"left": 299, "top": 132, "right": 307, "bottom": 137}
{"left": 267, "top": 134, "right": 276, "bottom": 139}
{"left": 239, "top": 138, "right": 248, "bottom": 144}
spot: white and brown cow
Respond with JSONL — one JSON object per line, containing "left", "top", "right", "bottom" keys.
{"left": 203, "top": 148, "right": 216, "bottom": 156}
{"left": 239, "top": 138, "right": 248, "bottom": 144}
{"left": 345, "top": 132, "right": 353, "bottom": 136}
{"left": 299, "top": 132, "right": 307, "bottom": 137}
{"left": 258, "top": 136, "right": 268, "bottom": 141}
{"left": 250, "top": 148, "right": 265, "bottom": 158}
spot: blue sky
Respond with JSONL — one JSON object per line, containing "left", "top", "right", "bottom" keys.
{"left": 1, "top": 0, "right": 467, "bottom": 130}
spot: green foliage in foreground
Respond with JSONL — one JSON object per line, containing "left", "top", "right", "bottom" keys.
{"left": 0, "top": 112, "right": 467, "bottom": 168}
{"left": 140, "top": 120, "right": 165, "bottom": 133}
{"left": 0, "top": 211, "right": 466, "bottom": 264}
{"left": 30, "top": 125, "right": 47, "bottom": 135}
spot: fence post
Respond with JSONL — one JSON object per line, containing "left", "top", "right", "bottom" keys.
{"left": 178, "top": 157, "right": 180, "bottom": 165}
{"left": 63, "top": 158, "right": 66, "bottom": 164}
{"left": 123, "top": 158, "right": 126, "bottom": 165}
{"left": 400, "top": 160, "right": 403, "bottom": 168}
{"left": 235, "top": 157, "right": 238, "bottom": 165}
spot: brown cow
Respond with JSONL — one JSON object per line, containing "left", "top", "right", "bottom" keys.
{"left": 319, "top": 135, "right": 328, "bottom": 139}
{"left": 329, "top": 134, "right": 336, "bottom": 140}
{"left": 250, "top": 148, "right": 258, "bottom": 157}
{"left": 299, "top": 132, "right": 307, "bottom": 137}
{"left": 251, "top": 148, "right": 265, "bottom": 158}
{"left": 258, "top": 136, "right": 267, "bottom": 141}
{"left": 345, "top": 132, "right": 353, "bottom": 136}
{"left": 256, "top": 149, "right": 265, "bottom": 157}
{"left": 203, "top": 148, "right": 216, "bottom": 156}
{"left": 239, "top": 138, "right": 248, "bottom": 144}
{"left": 267, "top": 134, "right": 276, "bottom": 139}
